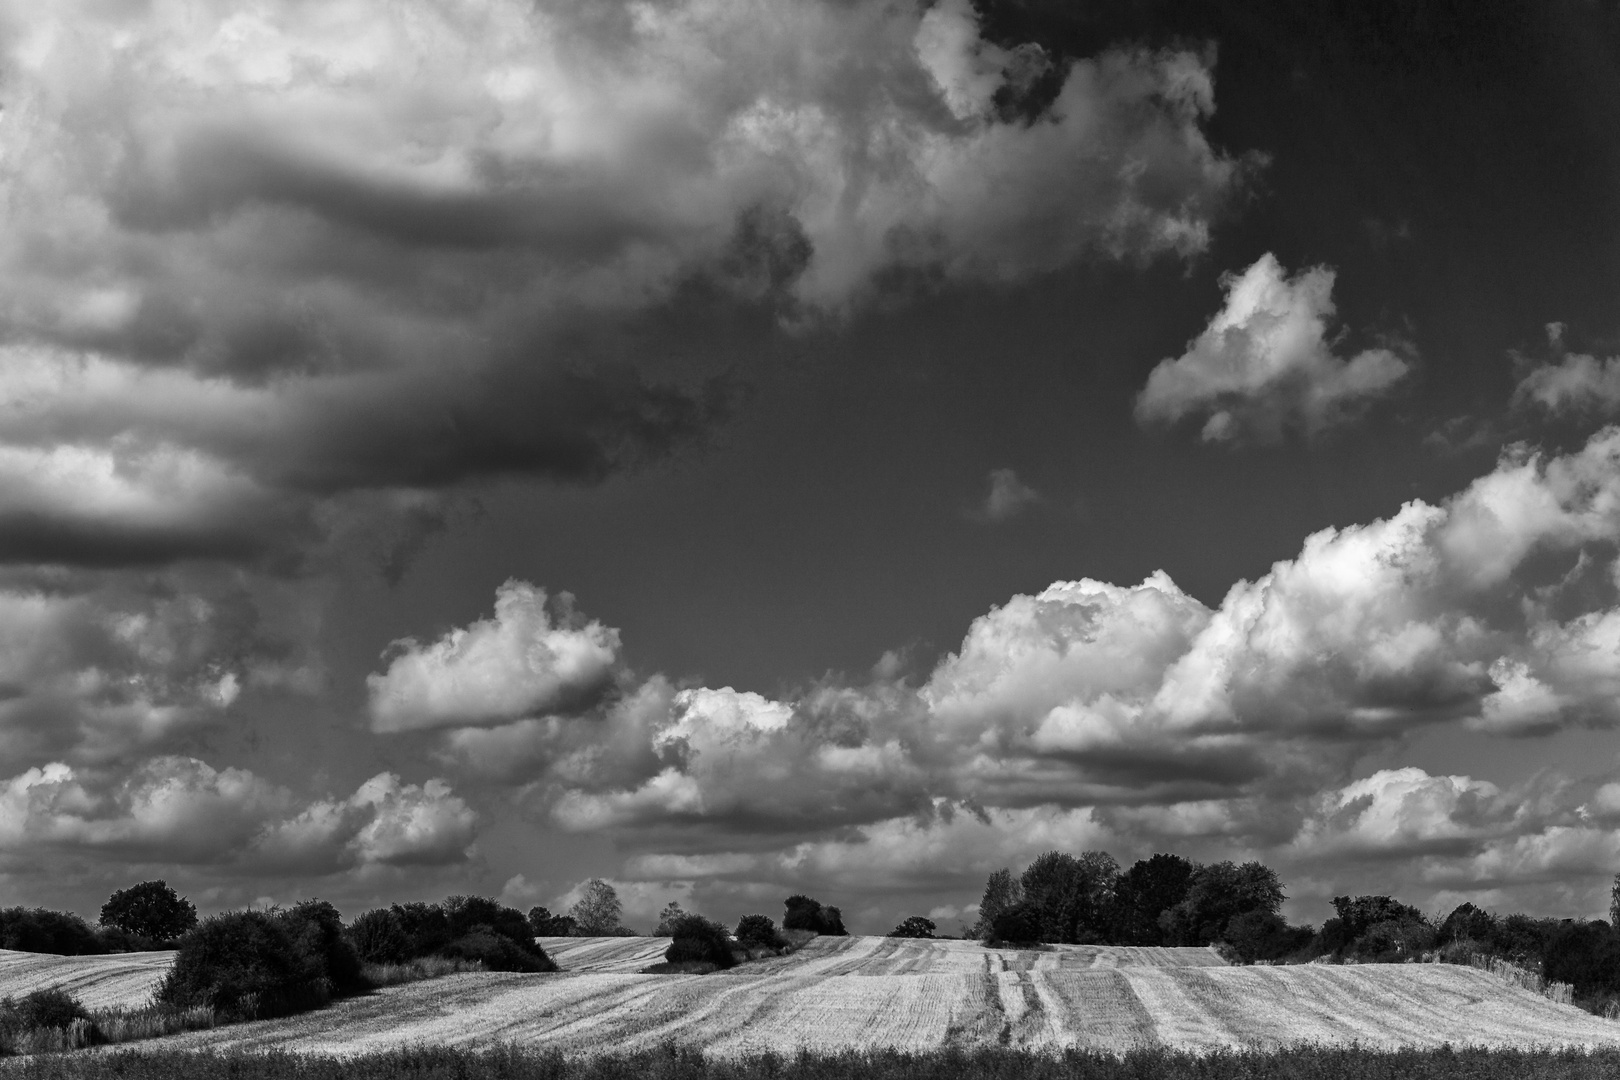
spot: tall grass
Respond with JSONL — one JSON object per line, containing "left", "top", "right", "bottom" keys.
{"left": 9, "top": 1044, "right": 1620, "bottom": 1079}
{"left": 1466, "top": 952, "right": 1575, "bottom": 1005}
{"left": 358, "top": 955, "right": 486, "bottom": 987}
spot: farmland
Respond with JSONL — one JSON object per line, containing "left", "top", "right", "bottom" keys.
{"left": 45, "top": 935, "right": 1611, "bottom": 1058}
{"left": 0, "top": 950, "right": 172, "bottom": 1011}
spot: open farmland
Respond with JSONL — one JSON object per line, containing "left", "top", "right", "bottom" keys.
{"left": 0, "top": 949, "right": 171, "bottom": 1011}
{"left": 112, "top": 936, "right": 1620, "bottom": 1057}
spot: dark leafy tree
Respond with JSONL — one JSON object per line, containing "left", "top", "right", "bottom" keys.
{"left": 98, "top": 880, "right": 197, "bottom": 943}
{"left": 157, "top": 910, "right": 322, "bottom": 1019}
{"left": 347, "top": 908, "right": 408, "bottom": 965}
{"left": 783, "top": 895, "right": 847, "bottom": 935}
{"left": 1437, "top": 902, "right": 1497, "bottom": 947}
{"left": 1018, "top": 850, "right": 1119, "bottom": 944}
{"left": 1611, "top": 874, "right": 1620, "bottom": 929}
{"left": 1317, "top": 895, "right": 1425, "bottom": 957}
{"left": 527, "top": 907, "right": 578, "bottom": 937}
{"left": 1222, "top": 910, "right": 1313, "bottom": 963}
{"left": 1544, "top": 920, "right": 1620, "bottom": 1000}
{"left": 989, "top": 902, "right": 1042, "bottom": 946}
{"left": 390, "top": 902, "right": 452, "bottom": 957}
{"left": 664, "top": 914, "right": 736, "bottom": 969}
{"left": 282, "top": 900, "right": 365, "bottom": 995}
{"left": 655, "top": 902, "right": 687, "bottom": 937}
{"left": 734, "top": 914, "right": 783, "bottom": 949}
{"left": 1161, "top": 862, "right": 1284, "bottom": 946}
{"left": 972, "top": 869, "right": 1023, "bottom": 941}
{"left": 4, "top": 988, "right": 89, "bottom": 1031}
{"left": 888, "top": 916, "right": 936, "bottom": 939}
{"left": 0, "top": 907, "right": 105, "bottom": 956}
{"left": 1112, "top": 854, "right": 1196, "bottom": 946}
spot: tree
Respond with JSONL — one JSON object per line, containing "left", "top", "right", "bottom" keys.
{"left": 569, "top": 879, "right": 623, "bottom": 935}
{"left": 1161, "top": 862, "right": 1284, "bottom": 946}
{"left": 1018, "top": 850, "right": 1120, "bottom": 944}
{"left": 783, "top": 895, "right": 847, "bottom": 935}
{"left": 734, "top": 914, "right": 782, "bottom": 949}
{"left": 888, "top": 916, "right": 936, "bottom": 939}
{"left": 973, "top": 869, "right": 1023, "bottom": 940}
{"left": 1112, "top": 854, "right": 1196, "bottom": 945}
{"left": 527, "top": 906, "right": 577, "bottom": 937}
{"left": 99, "top": 880, "right": 198, "bottom": 942}
{"left": 664, "top": 913, "right": 736, "bottom": 970}
{"left": 1610, "top": 873, "right": 1620, "bottom": 928}
{"left": 988, "top": 902, "right": 1041, "bottom": 946}
{"left": 655, "top": 901, "right": 687, "bottom": 937}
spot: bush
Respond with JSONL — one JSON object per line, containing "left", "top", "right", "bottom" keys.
{"left": 1543, "top": 920, "right": 1620, "bottom": 1000}
{"left": 0, "top": 907, "right": 106, "bottom": 956}
{"left": 283, "top": 900, "right": 365, "bottom": 996}
{"left": 157, "top": 910, "right": 327, "bottom": 1020}
{"left": 8, "top": 988, "right": 89, "bottom": 1031}
{"left": 782, "top": 895, "right": 846, "bottom": 936}
{"left": 99, "top": 881, "right": 197, "bottom": 944}
{"left": 439, "top": 928, "right": 556, "bottom": 973}
{"left": 1352, "top": 918, "right": 1436, "bottom": 963}
{"left": 888, "top": 916, "right": 936, "bottom": 939}
{"left": 664, "top": 914, "right": 735, "bottom": 970}
{"left": 528, "top": 907, "right": 578, "bottom": 937}
{"left": 1221, "top": 910, "right": 1313, "bottom": 963}
{"left": 734, "top": 914, "right": 784, "bottom": 950}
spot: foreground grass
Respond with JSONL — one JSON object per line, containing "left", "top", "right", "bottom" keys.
{"left": 6, "top": 1045, "right": 1620, "bottom": 1078}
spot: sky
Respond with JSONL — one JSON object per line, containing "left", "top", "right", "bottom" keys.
{"left": 1, "top": 0, "right": 1620, "bottom": 935}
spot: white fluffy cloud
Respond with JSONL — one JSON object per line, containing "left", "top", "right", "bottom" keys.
{"left": 0, "top": 758, "right": 476, "bottom": 872}
{"left": 1135, "top": 253, "right": 1410, "bottom": 442}
{"left": 0, "top": 0, "right": 1246, "bottom": 567}
{"left": 367, "top": 580, "right": 621, "bottom": 732}
{"left": 1514, "top": 327, "right": 1620, "bottom": 415}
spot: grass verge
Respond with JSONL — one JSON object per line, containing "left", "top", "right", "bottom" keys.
{"left": 8, "top": 1044, "right": 1620, "bottom": 1078}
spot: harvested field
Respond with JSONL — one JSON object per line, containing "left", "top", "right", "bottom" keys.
{"left": 537, "top": 936, "right": 672, "bottom": 972}
{"left": 137, "top": 937, "right": 1620, "bottom": 1057}
{"left": 0, "top": 949, "right": 172, "bottom": 1011}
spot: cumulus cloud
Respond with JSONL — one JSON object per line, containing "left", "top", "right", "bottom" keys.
{"left": 0, "top": 573, "right": 320, "bottom": 767}
{"left": 1135, "top": 253, "right": 1410, "bottom": 442}
{"left": 367, "top": 580, "right": 621, "bottom": 732}
{"left": 407, "top": 427, "right": 1620, "bottom": 921}
{"left": 0, "top": 0, "right": 1247, "bottom": 569}
{"left": 0, "top": 758, "right": 476, "bottom": 873}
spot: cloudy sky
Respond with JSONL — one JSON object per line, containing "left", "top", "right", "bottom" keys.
{"left": 2, "top": 0, "right": 1619, "bottom": 934}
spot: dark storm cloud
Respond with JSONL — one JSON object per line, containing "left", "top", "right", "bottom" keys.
{"left": 0, "top": 0, "right": 1247, "bottom": 574}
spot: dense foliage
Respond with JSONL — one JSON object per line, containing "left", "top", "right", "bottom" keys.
{"left": 14, "top": 1044, "right": 1620, "bottom": 1079}
{"left": 733, "top": 914, "right": 784, "bottom": 950}
{"left": 98, "top": 881, "right": 197, "bottom": 944}
{"left": 782, "top": 895, "right": 846, "bottom": 936}
{"left": 0, "top": 908, "right": 105, "bottom": 957}
{"left": 664, "top": 914, "right": 736, "bottom": 970}
{"left": 887, "top": 916, "right": 936, "bottom": 939}
{"left": 348, "top": 896, "right": 554, "bottom": 973}
{"left": 527, "top": 907, "right": 579, "bottom": 937}
{"left": 157, "top": 910, "right": 330, "bottom": 1019}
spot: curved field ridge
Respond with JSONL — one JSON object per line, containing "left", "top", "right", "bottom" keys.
{"left": 0, "top": 948, "right": 173, "bottom": 1010}
{"left": 143, "top": 937, "right": 1620, "bottom": 1057}
{"left": 538, "top": 937, "right": 673, "bottom": 973}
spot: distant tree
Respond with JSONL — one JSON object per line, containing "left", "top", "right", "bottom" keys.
{"left": 664, "top": 913, "right": 736, "bottom": 970}
{"left": 1610, "top": 873, "right": 1620, "bottom": 928}
{"left": 1161, "top": 862, "right": 1284, "bottom": 946}
{"left": 1223, "top": 910, "right": 1313, "bottom": 963}
{"left": 527, "top": 906, "right": 577, "bottom": 937}
{"left": 783, "top": 895, "right": 847, "bottom": 935}
{"left": 1437, "top": 902, "right": 1496, "bottom": 948}
{"left": 734, "top": 914, "right": 783, "bottom": 950}
{"left": 1317, "top": 895, "right": 1424, "bottom": 957}
{"left": 0, "top": 907, "right": 106, "bottom": 956}
{"left": 346, "top": 908, "right": 408, "bottom": 964}
{"left": 888, "top": 916, "right": 936, "bottom": 939}
{"left": 973, "top": 869, "right": 1023, "bottom": 940}
{"left": 569, "top": 879, "right": 623, "bottom": 936}
{"left": 1018, "top": 850, "right": 1120, "bottom": 944}
{"left": 99, "top": 880, "right": 198, "bottom": 943}
{"left": 1544, "top": 920, "right": 1620, "bottom": 1001}
{"left": 655, "top": 901, "right": 687, "bottom": 937}
{"left": 1112, "top": 854, "right": 1196, "bottom": 946}
{"left": 988, "top": 902, "right": 1041, "bottom": 947}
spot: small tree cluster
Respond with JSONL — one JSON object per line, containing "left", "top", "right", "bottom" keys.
{"left": 734, "top": 914, "right": 786, "bottom": 951}
{"left": 526, "top": 906, "right": 578, "bottom": 937}
{"left": 663, "top": 913, "right": 736, "bottom": 970}
{"left": 346, "top": 896, "right": 555, "bottom": 973}
{"left": 99, "top": 880, "right": 197, "bottom": 944}
{"left": 888, "top": 916, "right": 936, "bottom": 939}
{"left": 782, "top": 895, "right": 846, "bottom": 936}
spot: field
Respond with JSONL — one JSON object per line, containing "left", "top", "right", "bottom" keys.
{"left": 0, "top": 950, "right": 172, "bottom": 1011}
{"left": 44, "top": 935, "right": 1611, "bottom": 1058}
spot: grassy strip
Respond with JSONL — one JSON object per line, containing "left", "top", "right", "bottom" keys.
{"left": 358, "top": 956, "right": 487, "bottom": 988}
{"left": 9, "top": 1044, "right": 1620, "bottom": 1078}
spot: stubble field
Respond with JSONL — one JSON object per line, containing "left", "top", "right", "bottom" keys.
{"left": 26, "top": 935, "right": 1608, "bottom": 1058}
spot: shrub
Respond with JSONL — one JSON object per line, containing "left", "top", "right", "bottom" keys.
{"left": 664, "top": 914, "right": 735, "bottom": 970}
{"left": 782, "top": 895, "right": 846, "bottom": 936}
{"left": 888, "top": 916, "right": 936, "bottom": 939}
{"left": 0, "top": 907, "right": 106, "bottom": 956}
{"left": 1352, "top": 918, "right": 1436, "bottom": 963}
{"left": 99, "top": 881, "right": 198, "bottom": 944}
{"left": 390, "top": 902, "right": 453, "bottom": 959}
{"left": 734, "top": 914, "right": 784, "bottom": 950}
{"left": 283, "top": 900, "right": 365, "bottom": 996}
{"left": 439, "top": 928, "right": 556, "bottom": 973}
{"left": 1221, "top": 910, "right": 1313, "bottom": 963}
{"left": 157, "top": 910, "right": 326, "bottom": 1020}
{"left": 1543, "top": 920, "right": 1620, "bottom": 1000}
{"left": 8, "top": 988, "right": 90, "bottom": 1031}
